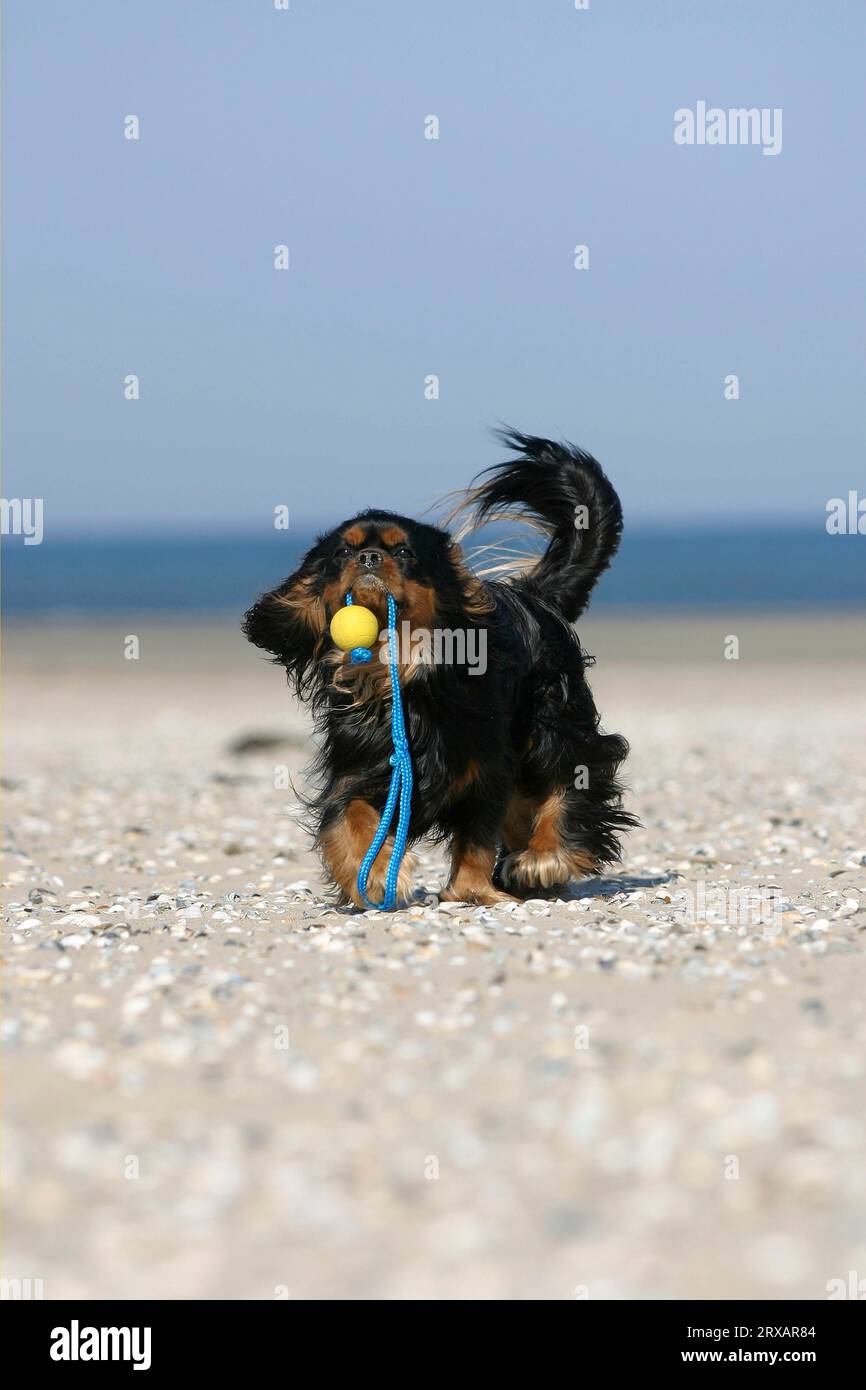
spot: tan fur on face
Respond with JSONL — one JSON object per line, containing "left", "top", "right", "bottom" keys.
{"left": 344, "top": 561, "right": 404, "bottom": 608}
{"left": 323, "top": 574, "right": 378, "bottom": 621}
{"left": 380, "top": 524, "right": 409, "bottom": 547}
{"left": 318, "top": 799, "right": 416, "bottom": 908}
{"left": 402, "top": 579, "right": 437, "bottom": 627}
{"left": 325, "top": 572, "right": 436, "bottom": 703}
{"left": 342, "top": 525, "right": 367, "bottom": 546}
{"left": 317, "top": 533, "right": 489, "bottom": 705}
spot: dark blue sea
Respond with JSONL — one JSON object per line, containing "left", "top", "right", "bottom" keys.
{"left": 2, "top": 526, "right": 864, "bottom": 614}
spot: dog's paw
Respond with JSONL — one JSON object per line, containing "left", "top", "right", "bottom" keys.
{"left": 346, "top": 849, "right": 416, "bottom": 910}
{"left": 439, "top": 882, "right": 516, "bottom": 907}
{"left": 500, "top": 848, "right": 595, "bottom": 893}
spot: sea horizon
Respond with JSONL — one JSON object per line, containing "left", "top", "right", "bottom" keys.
{"left": 3, "top": 522, "right": 864, "bottom": 614}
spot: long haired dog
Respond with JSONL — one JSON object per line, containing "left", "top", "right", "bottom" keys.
{"left": 243, "top": 430, "right": 637, "bottom": 907}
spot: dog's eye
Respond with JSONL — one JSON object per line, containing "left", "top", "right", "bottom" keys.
{"left": 334, "top": 545, "right": 351, "bottom": 560}
{"left": 395, "top": 546, "right": 414, "bottom": 561}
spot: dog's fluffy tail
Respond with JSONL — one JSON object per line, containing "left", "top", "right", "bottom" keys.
{"left": 454, "top": 428, "right": 623, "bottom": 623}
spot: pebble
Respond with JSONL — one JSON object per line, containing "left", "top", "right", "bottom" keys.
{"left": 5, "top": 659, "right": 865, "bottom": 1303}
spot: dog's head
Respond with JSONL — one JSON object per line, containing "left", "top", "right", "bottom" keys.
{"left": 243, "top": 510, "right": 491, "bottom": 696}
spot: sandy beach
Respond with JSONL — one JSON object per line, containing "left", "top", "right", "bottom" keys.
{"left": 3, "top": 612, "right": 866, "bottom": 1300}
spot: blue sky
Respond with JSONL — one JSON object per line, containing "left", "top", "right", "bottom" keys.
{"left": 4, "top": 1, "right": 864, "bottom": 532}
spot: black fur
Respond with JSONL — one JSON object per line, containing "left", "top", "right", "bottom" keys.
{"left": 475, "top": 427, "right": 624, "bottom": 623}
{"left": 243, "top": 430, "right": 637, "bottom": 906}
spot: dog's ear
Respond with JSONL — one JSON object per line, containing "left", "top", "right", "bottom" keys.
{"left": 243, "top": 560, "right": 328, "bottom": 696}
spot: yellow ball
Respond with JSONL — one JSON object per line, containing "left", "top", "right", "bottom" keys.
{"left": 329, "top": 604, "right": 380, "bottom": 651}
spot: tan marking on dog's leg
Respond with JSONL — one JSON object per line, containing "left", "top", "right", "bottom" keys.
{"left": 501, "top": 790, "right": 596, "bottom": 891}
{"left": 441, "top": 842, "right": 515, "bottom": 905}
{"left": 318, "top": 800, "right": 415, "bottom": 909}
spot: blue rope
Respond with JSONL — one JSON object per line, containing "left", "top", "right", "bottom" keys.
{"left": 344, "top": 592, "right": 374, "bottom": 665}
{"left": 346, "top": 591, "right": 413, "bottom": 911}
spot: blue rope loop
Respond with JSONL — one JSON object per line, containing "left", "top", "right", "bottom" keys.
{"left": 346, "top": 590, "right": 413, "bottom": 911}
{"left": 346, "top": 593, "right": 374, "bottom": 666}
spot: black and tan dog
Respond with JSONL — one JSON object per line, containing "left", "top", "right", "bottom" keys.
{"left": 243, "top": 429, "right": 636, "bottom": 907}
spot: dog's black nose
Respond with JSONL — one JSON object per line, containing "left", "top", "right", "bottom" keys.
{"left": 358, "top": 549, "right": 384, "bottom": 569}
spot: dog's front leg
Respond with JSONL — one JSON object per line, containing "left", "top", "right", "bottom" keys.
{"left": 318, "top": 798, "right": 416, "bottom": 909}
{"left": 441, "top": 833, "right": 516, "bottom": 906}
